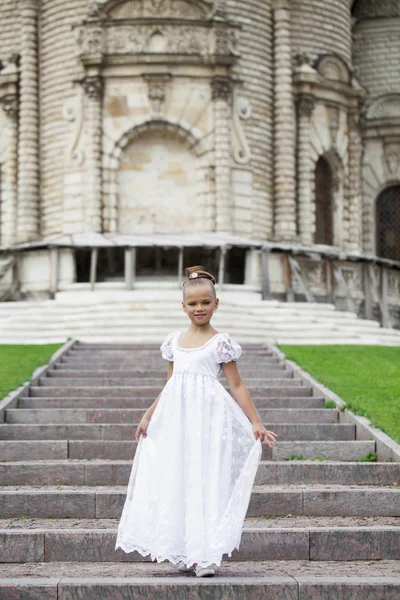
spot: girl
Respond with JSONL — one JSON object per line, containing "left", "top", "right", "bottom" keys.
{"left": 115, "top": 264, "right": 277, "bottom": 577}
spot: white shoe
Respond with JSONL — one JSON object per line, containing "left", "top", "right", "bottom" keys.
{"left": 195, "top": 563, "right": 216, "bottom": 577}
{"left": 178, "top": 561, "right": 195, "bottom": 573}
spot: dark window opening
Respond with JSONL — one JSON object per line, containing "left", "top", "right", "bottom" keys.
{"left": 225, "top": 247, "right": 246, "bottom": 284}
{"left": 74, "top": 245, "right": 247, "bottom": 283}
{"left": 376, "top": 185, "right": 400, "bottom": 262}
{"left": 315, "top": 156, "right": 334, "bottom": 245}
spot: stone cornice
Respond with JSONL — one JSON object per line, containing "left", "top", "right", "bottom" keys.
{"left": 294, "top": 69, "right": 366, "bottom": 110}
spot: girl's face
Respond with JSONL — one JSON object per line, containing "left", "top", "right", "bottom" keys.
{"left": 182, "top": 284, "right": 219, "bottom": 325}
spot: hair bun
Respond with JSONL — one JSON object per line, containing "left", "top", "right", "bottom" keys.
{"left": 183, "top": 265, "right": 216, "bottom": 285}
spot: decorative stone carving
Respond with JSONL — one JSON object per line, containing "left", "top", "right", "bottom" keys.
{"left": 366, "top": 94, "right": 400, "bottom": 120}
{"left": 214, "top": 22, "right": 240, "bottom": 57}
{"left": 0, "top": 94, "right": 18, "bottom": 120}
{"left": 212, "top": 76, "right": 233, "bottom": 102}
{"left": 81, "top": 75, "right": 104, "bottom": 99}
{"left": 316, "top": 55, "right": 351, "bottom": 85}
{"left": 105, "top": 24, "right": 209, "bottom": 55}
{"left": 295, "top": 53, "right": 313, "bottom": 68}
{"left": 78, "top": 25, "right": 105, "bottom": 57}
{"left": 297, "top": 94, "right": 315, "bottom": 118}
{"left": 232, "top": 96, "right": 251, "bottom": 164}
{"left": 87, "top": 1, "right": 101, "bottom": 18}
{"left": 62, "top": 90, "right": 85, "bottom": 166}
{"left": 327, "top": 104, "right": 340, "bottom": 146}
{"left": 144, "top": 73, "right": 171, "bottom": 114}
{"left": 383, "top": 141, "right": 400, "bottom": 178}
{"left": 105, "top": 0, "right": 210, "bottom": 19}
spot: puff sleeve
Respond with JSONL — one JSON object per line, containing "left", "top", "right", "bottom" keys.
{"left": 216, "top": 333, "right": 242, "bottom": 363}
{"left": 160, "top": 331, "right": 177, "bottom": 361}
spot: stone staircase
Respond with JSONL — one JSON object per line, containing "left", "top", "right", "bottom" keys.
{"left": 0, "top": 342, "right": 400, "bottom": 598}
{"left": 1, "top": 288, "right": 400, "bottom": 345}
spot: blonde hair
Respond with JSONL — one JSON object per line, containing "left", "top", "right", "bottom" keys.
{"left": 182, "top": 264, "right": 216, "bottom": 301}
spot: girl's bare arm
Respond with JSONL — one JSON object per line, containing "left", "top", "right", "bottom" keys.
{"left": 221, "top": 361, "right": 277, "bottom": 446}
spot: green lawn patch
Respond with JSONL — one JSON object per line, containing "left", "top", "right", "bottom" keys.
{"left": 0, "top": 345, "right": 62, "bottom": 400}
{"left": 279, "top": 345, "right": 400, "bottom": 445}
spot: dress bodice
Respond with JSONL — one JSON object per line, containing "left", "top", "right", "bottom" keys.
{"left": 160, "top": 330, "right": 242, "bottom": 379}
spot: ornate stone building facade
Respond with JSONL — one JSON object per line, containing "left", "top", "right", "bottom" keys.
{"left": 0, "top": 0, "right": 399, "bottom": 323}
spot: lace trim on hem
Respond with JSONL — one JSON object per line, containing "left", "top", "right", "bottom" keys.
{"left": 114, "top": 540, "right": 239, "bottom": 569}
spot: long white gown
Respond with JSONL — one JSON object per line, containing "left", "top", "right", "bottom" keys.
{"left": 115, "top": 330, "right": 262, "bottom": 569}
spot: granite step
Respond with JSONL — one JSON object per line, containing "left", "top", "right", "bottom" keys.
{"left": 1, "top": 484, "right": 399, "bottom": 519}
{"left": 18, "top": 396, "right": 326, "bottom": 409}
{"left": 28, "top": 386, "right": 314, "bottom": 398}
{"left": 0, "top": 457, "right": 400, "bottom": 486}
{"left": 69, "top": 347, "right": 273, "bottom": 355}
{"left": 2, "top": 460, "right": 399, "bottom": 487}
{"left": 1, "top": 519, "right": 400, "bottom": 562}
{"left": 47, "top": 369, "right": 293, "bottom": 379}
{"left": 51, "top": 366, "right": 289, "bottom": 377}
{"left": 59, "top": 356, "right": 282, "bottom": 366}
{"left": 4, "top": 407, "right": 338, "bottom": 425}
{"left": 0, "top": 440, "right": 375, "bottom": 462}
{"left": 0, "top": 423, "right": 355, "bottom": 442}
{"left": 38, "top": 377, "right": 303, "bottom": 387}
{"left": 1, "top": 562, "right": 400, "bottom": 600}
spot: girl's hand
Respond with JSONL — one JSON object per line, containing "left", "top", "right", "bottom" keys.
{"left": 135, "top": 415, "right": 151, "bottom": 442}
{"left": 252, "top": 423, "right": 278, "bottom": 448}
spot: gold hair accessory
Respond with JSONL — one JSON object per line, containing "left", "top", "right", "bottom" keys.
{"left": 189, "top": 272, "right": 198, "bottom": 278}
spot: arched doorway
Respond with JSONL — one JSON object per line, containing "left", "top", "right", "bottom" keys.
{"left": 117, "top": 131, "right": 199, "bottom": 235}
{"left": 314, "top": 156, "right": 334, "bottom": 245}
{"left": 376, "top": 185, "right": 400, "bottom": 261}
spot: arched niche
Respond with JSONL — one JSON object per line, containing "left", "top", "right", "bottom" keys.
{"left": 376, "top": 185, "right": 400, "bottom": 261}
{"left": 117, "top": 129, "right": 200, "bottom": 234}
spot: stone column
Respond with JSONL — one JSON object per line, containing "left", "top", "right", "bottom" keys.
{"left": 272, "top": 0, "right": 297, "bottom": 241}
{"left": 347, "top": 109, "right": 363, "bottom": 250}
{"left": 297, "top": 93, "right": 315, "bottom": 246}
{"left": 17, "top": 0, "right": 40, "bottom": 242}
{"left": 0, "top": 95, "right": 19, "bottom": 246}
{"left": 82, "top": 75, "right": 103, "bottom": 232}
{"left": 212, "top": 76, "right": 233, "bottom": 233}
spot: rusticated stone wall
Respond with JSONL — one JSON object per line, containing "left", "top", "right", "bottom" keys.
{"left": 290, "top": 0, "right": 352, "bottom": 63}
{"left": 353, "top": 18, "right": 400, "bottom": 99}
{"left": 227, "top": 0, "right": 273, "bottom": 239}
{"left": 39, "top": 0, "right": 86, "bottom": 237}
{"left": 0, "top": 1, "right": 20, "bottom": 58}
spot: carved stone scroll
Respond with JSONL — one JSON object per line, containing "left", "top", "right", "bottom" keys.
{"left": 232, "top": 96, "right": 251, "bottom": 164}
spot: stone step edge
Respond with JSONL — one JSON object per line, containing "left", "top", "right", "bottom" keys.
{"left": 0, "top": 575, "right": 399, "bottom": 590}
{"left": 2, "top": 483, "right": 399, "bottom": 492}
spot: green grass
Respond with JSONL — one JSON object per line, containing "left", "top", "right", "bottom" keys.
{"left": 279, "top": 345, "right": 400, "bottom": 444}
{"left": 0, "top": 345, "right": 62, "bottom": 400}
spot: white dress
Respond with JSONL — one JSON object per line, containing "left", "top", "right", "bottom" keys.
{"left": 115, "top": 330, "right": 262, "bottom": 569}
